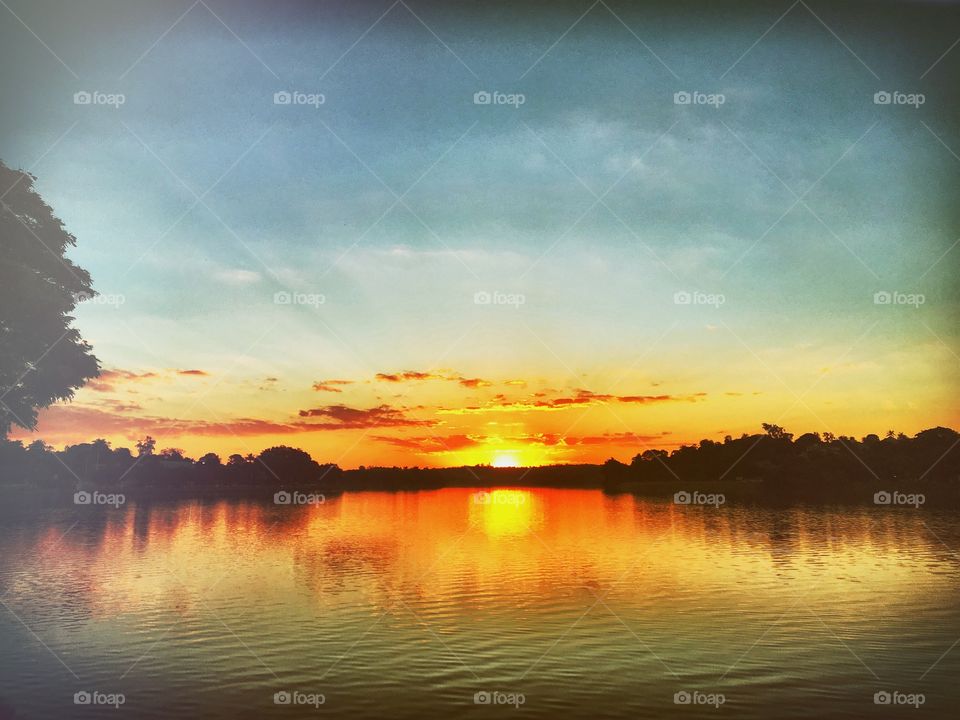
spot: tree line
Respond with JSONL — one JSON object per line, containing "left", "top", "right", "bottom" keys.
{"left": 1, "top": 423, "right": 957, "bottom": 498}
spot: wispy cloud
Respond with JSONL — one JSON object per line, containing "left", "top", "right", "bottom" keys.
{"left": 312, "top": 379, "right": 354, "bottom": 392}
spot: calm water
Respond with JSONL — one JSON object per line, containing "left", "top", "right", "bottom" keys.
{"left": 1, "top": 488, "right": 958, "bottom": 718}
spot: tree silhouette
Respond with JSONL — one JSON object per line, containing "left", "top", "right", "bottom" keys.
{"left": 136, "top": 436, "right": 156, "bottom": 457}
{"left": 0, "top": 161, "right": 99, "bottom": 435}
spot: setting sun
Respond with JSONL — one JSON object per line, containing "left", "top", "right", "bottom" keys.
{"left": 492, "top": 452, "right": 521, "bottom": 468}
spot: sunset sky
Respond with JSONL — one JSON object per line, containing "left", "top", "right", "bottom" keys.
{"left": 2, "top": 0, "right": 958, "bottom": 467}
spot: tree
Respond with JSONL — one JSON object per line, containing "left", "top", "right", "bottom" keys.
{"left": 198, "top": 452, "right": 221, "bottom": 466}
{"left": 159, "top": 448, "right": 189, "bottom": 462}
{"left": 0, "top": 161, "right": 100, "bottom": 436}
{"left": 761, "top": 423, "right": 793, "bottom": 441}
{"left": 258, "top": 446, "right": 320, "bottom": 482}
{"left": 136, "top": 436, "right": 156, "bottom": 457}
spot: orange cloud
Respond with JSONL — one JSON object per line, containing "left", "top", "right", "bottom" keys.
{"left": 374, "top": 370, "right": 494, "bottom": 389}
{"left": 373, "top": 434, "right": 483, "bottom": 453}
{"left": 312, "top": 379, "right": 354, "bottom": 392}
{"left": 14, "top": 406, "right": 300, "bottom": 440}
{"left": 298, "top": 404, "right": 434, "bottom": 429}
{"left": 87, "top": 368, "right": 209, "bottom": 391}
{"left": 88, "top": 368, "right": 159, "bottom": 392}
{"left": 565, "top": 432, "right": 667, "bottom": 446}
{"left": 458, "top": 377, "right": 493, "bottom": 388}
{"left": 439, "top": 390, "right": 706, "bottom": 414}
{"left": 375, "top": 371, "right": 441, "bottom": 382}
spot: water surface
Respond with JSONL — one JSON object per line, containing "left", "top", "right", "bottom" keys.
{"left": 1, "top": 488, "right": 958, "bottom": 718}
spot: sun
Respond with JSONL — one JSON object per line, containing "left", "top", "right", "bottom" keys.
{"left": 491, "top": 451, "right": 520, "bottom": 468}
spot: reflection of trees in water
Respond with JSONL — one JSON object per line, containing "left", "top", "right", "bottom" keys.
{"left": 2, "top": 494, "right": 958, "bottom": 627}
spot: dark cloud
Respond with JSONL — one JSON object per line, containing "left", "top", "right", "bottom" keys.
{"left": 298, "top": 404, "right": 434, "bottom": 428}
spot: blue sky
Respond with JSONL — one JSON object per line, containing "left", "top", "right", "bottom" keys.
{"left": 2, "top": 0, "right": 958, "bottom": 464}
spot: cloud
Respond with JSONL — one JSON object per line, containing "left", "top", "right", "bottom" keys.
{"left": 312, "top": 379, "right": 354, "bottom": 392}
{"left": 439, "top": 389, "right": 706, "bottom": 414}
{"left": 373, "top": 434, "right": 483, "bottom": 453}
{"left": 509, "top": 431, "right": 665, "bottom": 446}
{"left": 458, "top": 377, "right": 493, "bottom": 388}
{"left": 15, "top": 406, "right": 301, "bottom": 441}
{"left": 298, "top": 404, "right": 434, "bottom": 429}
{"left": 566, "top": 432, "right": 666, "bottom": 446}
{"left": 94, "top": 398, "right": 145, "bottom": 413}
{"left": 87, "top": 369, "right": 160, "bottom": 392}
{"left": 374, "top": 370, "right": 494, "bottom": 389}
{"left": 87, "top": 368, "right": 209, "bottom": 391}
{"left": 19, "top": 402, "right": 434, "bottom": 444}
{"left": 213, "top": 268, "right": 262, "bottom": 285}
{"left": 375, "top": 371, "right": 443, "bottom": 383}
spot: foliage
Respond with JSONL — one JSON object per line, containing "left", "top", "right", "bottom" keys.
{"left": 0, "top": 161, "right": 99, "bottom": 435}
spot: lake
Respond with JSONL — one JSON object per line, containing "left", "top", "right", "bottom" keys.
{"left": 0, "top": 488, "right": 958, "bottom": 718}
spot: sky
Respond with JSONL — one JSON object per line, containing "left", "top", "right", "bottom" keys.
{"left": 2, "top": 0, "right": 959, "bottom": 468}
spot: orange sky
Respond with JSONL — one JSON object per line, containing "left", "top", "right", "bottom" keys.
{"left": 12, "top": 349, "right": 959, "bottom": 468}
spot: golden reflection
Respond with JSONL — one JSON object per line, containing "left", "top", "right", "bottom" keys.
{"left": 468, "top": 489, "right": 536, "bottom": 537}
{"left": 14, "top": 490, "right": 958, "bottom": 624}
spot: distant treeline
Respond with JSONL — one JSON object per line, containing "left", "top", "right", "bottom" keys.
{"left": 1, "top": 424, "right": 958, "bottom": 499}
